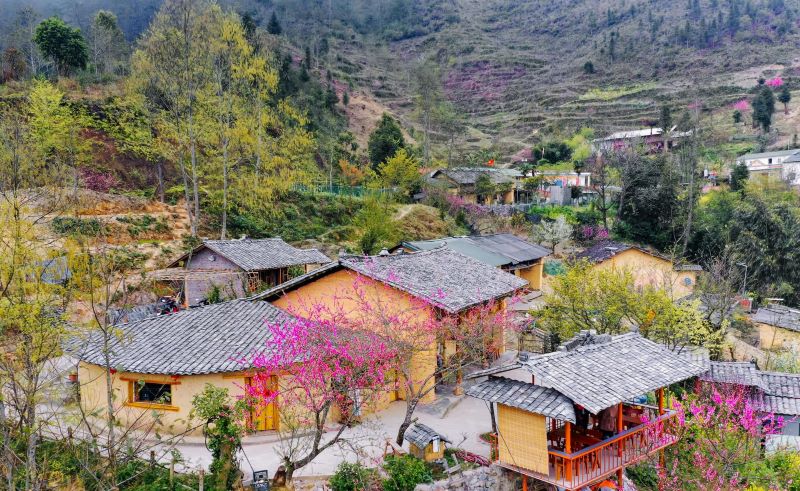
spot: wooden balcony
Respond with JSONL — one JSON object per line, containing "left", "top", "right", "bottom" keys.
{"left": 491, "top": 405, "right": 679, "bottom": 491}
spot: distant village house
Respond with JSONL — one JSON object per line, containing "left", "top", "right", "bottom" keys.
{"left": 153, "top": 238, "right": 330, "bottom": 306}
{"left": 427, "top": 167, "right": 521, "bottom": 205}
{"left": 735, "top": 148, "right": 800, "bottom": 187}
{"left": 571, "top": 240, "right": 701, "bottom": 298}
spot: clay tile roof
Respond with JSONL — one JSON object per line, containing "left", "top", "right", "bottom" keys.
{"left": 466, "top": 376, "right": 576, "bottom": 422}
{"left": 520, "top": 332, "right": 706, "bottom": 414}
{"left": 404, "top": 423, "right": 451, "bottom": 447}
{"left": 75, "top": 299, "right": 296, "bottom": 375}
{"left": 173, "top": 238, "right": 330, "bottom": 272}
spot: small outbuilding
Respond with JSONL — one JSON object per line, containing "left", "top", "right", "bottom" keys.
{"left": 404, "top": 423, "right": 451, "bottom": 461}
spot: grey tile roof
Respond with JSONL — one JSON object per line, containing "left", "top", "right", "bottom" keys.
{"left": 430, "top": 167, "right": 515, "bottom": 185}
{"left": 699, "top": 360, "right": 800, "bottom": 416}
{"left": 404, "top": 423, "right": 451, "bottom": 448}
{"left": 699, "top": 362, "right": 765, "bottom": 389}
{"left": 750, "top": 305, "right": 800, "bottom": 332}
{"left": 572, "top": 240, "right": 634, "bottom": 263}
{"left": 254, "top": 249, "right": 528, "bottom": 314}
{"left": 760, "top": 371, "right": 800, "bottom": 399}
{"left": 572, "top": 240, "right": 700, "bottom": 271}
{"left": 173, "top": 238, "right": 330, "bottom": 272}
{"left": 466, "top": 376, "right": 576, "bottom": 422}
{"left": 339, "top": 249, "right": 528, "bottom": 313}
{"left": 76, "top": 299, "right": 296, "bottom": 375}
{"left": 520, "top": 332, "right": 706, "bottom": 414}
{"left": 404, "top": 234, "right": 550, "bottom": 268}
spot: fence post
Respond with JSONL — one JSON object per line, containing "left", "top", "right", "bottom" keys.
{"left": 198, "top": 469, "right": 204, "bottom": 491}
{"left": 150, "top": 450, "right": 156, "bottom": 469}
{"left": 169, "top": 458, "right": 175, "bottom": 488}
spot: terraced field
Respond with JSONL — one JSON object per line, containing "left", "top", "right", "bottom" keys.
{"left": 315, "top": 0, "right": 800, "bottom": 157}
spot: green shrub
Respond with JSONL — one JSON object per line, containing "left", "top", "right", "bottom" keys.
{"left": 51, "top": 216, "right": 103, "bottom": 237}
{"left": 330, "top": 461, "right": 380, "bottom": 491}
{"left": 382, "top": 455, "right": 432, "bottom": 491}
{"left": 626, "top": 462, "right": 659, "bottom": 491}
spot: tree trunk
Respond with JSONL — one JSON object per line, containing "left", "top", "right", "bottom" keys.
{"left": 221, "top": 137, "right": 229, "bottom": 240}
{"left": 395, "top": 400, "right": 418, "bottom": 446}
{"left": 1, "top": 396, "right": 13, "bottom": 489}
{"left": 156, "top": 161, "right": 165, "bottom": 203}
{"left": 25, "top": 429, "right": 37, "bottom": 491}
{"left": 178, "top": 151, "right": 195, "bottom": 236}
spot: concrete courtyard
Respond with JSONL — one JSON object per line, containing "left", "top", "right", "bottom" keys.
{"left": 169, "top": 392, "right": 495, "bottom": 482}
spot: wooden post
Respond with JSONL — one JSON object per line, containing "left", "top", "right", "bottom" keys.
{"left": 565, "top": 421, "right": 572, "bottom": 482}
{"left": 617, "top": 402, "right": 624, "bottom": 458}
{"left": 657, "top": 388, "right": 665, "bottom": 415}
{"left": 198, "top": 470, "right": 204, "bottom": 491}
{"left": 150, "top": 451, "right": 156, "bottom": 469}
{"left": 169, "top": 459, "right": 175, "bottom": 487}
{"left": 618, "top": 468, "right": 624, "bottom": 488}
{"left": 489, "top": 402, "right": 497, "bottom": 435}
{"left": 522, "top": 475, "right": 528, "bottom": 491}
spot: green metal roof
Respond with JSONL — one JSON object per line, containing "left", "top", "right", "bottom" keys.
{"left": 403, "top": 237, "right": 510, "bottom": 267}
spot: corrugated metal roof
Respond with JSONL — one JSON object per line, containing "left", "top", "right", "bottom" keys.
{"left": 736, "top": 149, "right": 800, "bottom": 161}
{"left": 404, "top": 234, "right": 549, "bottom": 268}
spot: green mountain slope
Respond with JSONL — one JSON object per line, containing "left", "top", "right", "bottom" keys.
{"left": 272, "top": 0, "right": 800, "bottom": 153}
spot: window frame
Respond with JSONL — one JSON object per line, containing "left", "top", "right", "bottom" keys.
{"left": 124, "top": 377, "right": 180, "bottom": 411}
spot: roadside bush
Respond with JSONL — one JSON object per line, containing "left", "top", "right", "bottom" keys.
{"left": 329, "top": 461, "right": 381, "bottom": 491}
{"left": 382, "top": 455, "right": 432, "bottom": 491}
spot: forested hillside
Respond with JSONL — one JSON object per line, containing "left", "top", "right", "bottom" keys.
{"left": 3, "top": 0, "right": 799, "bottom": 156}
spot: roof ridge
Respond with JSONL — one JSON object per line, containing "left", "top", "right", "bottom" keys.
{"left": 110, "top": 298, "right": 252, "bottom": 327}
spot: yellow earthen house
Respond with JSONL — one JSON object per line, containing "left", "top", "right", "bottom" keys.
{"left": 571, "top": 240, "right": 701, "bottom": 298}
{"left": 750, "top": 304, "right": 800, "bottom": 350}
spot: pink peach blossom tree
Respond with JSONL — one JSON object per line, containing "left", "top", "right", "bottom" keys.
{"left": 246, "top": 309, "right": 396, "bottom": 482}
{"left": 656, "top": 383, "right": 784, "bottom": 490}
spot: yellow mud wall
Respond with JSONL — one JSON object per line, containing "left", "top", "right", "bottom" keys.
{"left": 591, "top": 249, "right": 696, "bottom": 298}
{"left": 757, "top": 322, "right": 800, "bottom": 350}
{"left": 78, "top": 362, "right": 248, "bottom": 436}
{"left": 271, "top": 269, "right": 438, "bottom": 404}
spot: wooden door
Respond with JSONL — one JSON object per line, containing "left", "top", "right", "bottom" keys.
{"left": 246, "top": 376, "right": 278, "bottom": 431}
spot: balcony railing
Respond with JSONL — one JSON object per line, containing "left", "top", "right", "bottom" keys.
{"left": 491, "top": 407, "right": 679, "bottom": 490}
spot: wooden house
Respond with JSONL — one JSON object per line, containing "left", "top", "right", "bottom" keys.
{"left": 467, "top": 331, "right": 706, "bottom": 490}
{"left": 404, "top": 423, "right": 451, "bottom": 461}
{"left": 427, "top": 167, "right": 519, "bottom": 205}
{"left": 402, "top": 234, "right": 550, "bottom": 290}
{"left": 570, "top": 240, "right": 701, "bottom": 298}
{"left": 156, "top": 238, "right": 330, "bottom": 306}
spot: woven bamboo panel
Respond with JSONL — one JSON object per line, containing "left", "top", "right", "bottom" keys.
{"left": 497, "top": 404, "right": 548, "bottom": 474}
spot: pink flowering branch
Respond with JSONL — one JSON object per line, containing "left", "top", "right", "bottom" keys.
{"left": 656, "top": 383, "right": 784, "bottom": 491}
